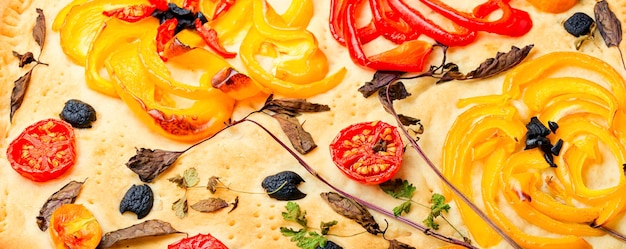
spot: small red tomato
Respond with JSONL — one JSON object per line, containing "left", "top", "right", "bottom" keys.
{"left": 50, "top": 204, "right": 102, "bottom": 249}
{"left": 168, "top": 233, "right": 229, "bottom": 249}
{"left": 330, "top": 121, "right": 404, "bottom": 184}
{"left": 6, "top": 119, "right": 76, "bottom": 182}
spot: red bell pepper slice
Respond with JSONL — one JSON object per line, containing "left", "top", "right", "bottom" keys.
{"left": 149, "top": 0, "right": 169, "bottom": 11}
{"left": 386, "top": 0, "right": 477, "bottom": 46}
{"left": 330, "top": 0, "right": 380, "bottom": 45}
{"left": 344, "top": 0, "right": 433, "bottom": 72}
{"left": 103, "top": 5, "right": 157, "bottom": 23}
{"left": 369, "top": 0, "right": 420, "bottom": 44}
{"left": 183, "top": 0, "right": 200, "bottom": 13}
{"left": 194, "top": 19, "right": 237, "bottom": 59}
{"left": 418, "top": 0, "right": 532, "bottom": 37}
{"left": 156, "top": 18, "right": 178, "bottom": 61}
{"left": 212, "top": 0, "right": 236, "bottom": 20}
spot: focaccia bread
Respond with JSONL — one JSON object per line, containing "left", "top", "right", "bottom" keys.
{"left": 2, "top": 0, "right": 626, "bottom": 248}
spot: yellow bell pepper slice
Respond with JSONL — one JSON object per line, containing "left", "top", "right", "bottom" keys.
{"left": 59, "top": 0, "right": 149, "bottom": 65}
{"left": 105, "top": 40, "right": 235, "bottom": 142}
{"left": 239, "top": 0, "right": 347, "bottom": 98}
{"left": 85, "top": 18, "right": 159, "bottom": 97}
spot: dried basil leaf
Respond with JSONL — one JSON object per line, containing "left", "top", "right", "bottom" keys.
{"left": 36, "top": 180, "right": 84, "bottom": 231}
{"left": 320, "top": 192, "right": 382, "bottom": 235}
{"left": 97, "top": 219, "right": 183, "bottom": 249}
{"left": 168, "top": 175, "right": 185, "bottom": 189}
{"left": 33, "top": 8, "right": 46, "bottom": 52}
{"left": 265, "top": 98, "right": 331, "bottom": 116}
{"left": 378, "top": 81, "right": 411, "bottom": 115}
{"left": 272, "top": 114, "right": 317, "bottom": 154}
{"left": 126, "top": 148, "right": 184, "bottom": 182}
{"left": 388, "top": 239, "right": 416, "bottom": 249}
{"left": 397, "top": 114, "right": 421, "bottom": 127}
{"left": 183, "top": 167, "right": 199, "bottom": 187}
{"left": 359, "top": 71, "right": 405, "bottom": 98}
{"left": 438, "top": 45, "right": 534, "bottom": 83}
{"left": 207, "top": 176, "right": 220, "bottom": 194}
{"left": 379, "top": 179, "right": 416, "bottom": 199}
{"left": 595, "top": 0, "right": 622, "bottom": 48}
{"left": 172, "top": 197, "right": 188, "bottom": 218}
{"left": 10, "top": 69, "right": 34, "bottom": 122}
{"left": 594, "top": 0, "right": 625, "bottom": 69}
{"left": 12, "top": 51, "right": 36, "bottom": 68}
{"left": 190, "top": 198, "right": 229, "bottom": 213}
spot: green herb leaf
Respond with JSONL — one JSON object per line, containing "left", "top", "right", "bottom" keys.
{"left": 320, "top": 220, "right": 338, "bottom": 235}
{"left": 423, "top": 193, "right": 450, "bottom": 230}
{"left": 392, "top": 201, "right": 412, "bottom": 217}
{"left": 280, "top": 227, "right": 306, "bottom": 241}
{"left": 297, "top": 232, "right": 327, "bottom": 249}
{"left": 172, "top": 197, "right": 188, "bottom": 219}
{"left": 379, "top": 179, "right": 416, "bottom": 199}
{"left": 183, "top": 167, "right": 199, "bottom": 187}
{"left": 282, "top": 201, "right": 308, "bottom": 227}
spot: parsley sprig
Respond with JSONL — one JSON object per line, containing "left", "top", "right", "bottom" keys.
{"left": 280, "top": 202, "right": 338, "bottom": 249}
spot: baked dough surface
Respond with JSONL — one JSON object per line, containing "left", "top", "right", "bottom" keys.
{"left": 1, "top": 0, "right": 626, "bottom": 248}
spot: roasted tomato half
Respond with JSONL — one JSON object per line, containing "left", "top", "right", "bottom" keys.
{"left": 50, "top": 204, "right": 102, "bottom": 249}
{"left": 168, "top": 233, "right": 229, "bottom": 249}
{"left": 330, "top": 121, "right": 404, "bottom": 184}
{"left": 6, "top": 119, "right": 77, "bottom": 182}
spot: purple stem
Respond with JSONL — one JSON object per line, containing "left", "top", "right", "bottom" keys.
{"left": 244, "top": 119, "right": 477, "bottom": 249}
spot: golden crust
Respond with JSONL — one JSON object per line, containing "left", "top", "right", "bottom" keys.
{"left": 2, "top": 0, "right": 626, "bottom": 248}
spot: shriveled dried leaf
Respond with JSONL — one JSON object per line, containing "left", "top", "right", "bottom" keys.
{"left": 320, "top": 192, "right": 382, "bottom": 235}
{"left": 190, "top": 198, "right": 229, "bottom": 213}
{"left": 265, "top": 98, "right": 331, "bottom": 116}
{"left": 33, "top": 8, "right": 46, "bottom": 52}
{"left": 359, "top": 71, "right": 405, "bottom": 98}
{"left": 36, "top": 180, "right": 84, "bottom": 231}
{"left": 378, "top": 81, "right": 411, "bottom": 115}
{"left": 229, "top": 196, "right": 239, "bottom": 213}
{"left": 438, "top": 45, "right": 534, "bottom": 83}
{"left": 207, "top": 176, "right": 220, "bottom": 194}
{"left": 126, "top": 148, "right": 184, "bottom": 182}
{"left": 388, "top": 239, "right": 416, "bottom": 249}
{"left": 10, "top": 69, "right": 33, "bottom": 122}
{"left": 172, "top": 197, "right": 188, "bottom": 219}
{"left": 12, "top": 51, "right": 36, "bottom": 68}
{"left": 595, "top": 0, "right": 622, "bottom": 48}
{"left": 168, "top": 175, "right": 185, "bottom": 189}
{"left": 97, "top": 220, "right": 183, "bottom": 249}
{"left": 272, "top": 114, "right": 317, "bottom": 154}
{"left": 397, "top": 115, "right": 421, "bottom": 127}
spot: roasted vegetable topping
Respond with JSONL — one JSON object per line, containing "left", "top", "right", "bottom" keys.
{"left": 119, "top": 184, "right": 154, "bottom": 219}
{"left": 60, "top": 99, "right": 97, "bottom": 128}
{"left": 262, "top": 171, "right": 307, "bottom": 201}
{"left": 50, "top": 204, "right": 102, "bottom": 249}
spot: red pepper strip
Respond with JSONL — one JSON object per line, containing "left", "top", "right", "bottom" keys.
{"left": 194, "top": 19, "right": 237, "bottom": 59}
{"left": 213, "top": 0, "right": 236, "bottom": 20}
{"left": 149, "top": 0, "right": 169, "bottom": 11}
{"left": 386, "top": 0, "right": 476, "bottom": 46}
{"left": 473, "top": 0, "right": 512, "bottom": 16}
{"left": 103, "top": 5, "right": 157, "bottom": 23}
{"left": 156, "top": 18, "right": 178, "bottom": 61}
{"left": 418, "top": 0, "right": 532, "bottom": 37}
{"left": 183, "top": 0, "right": 200, "bottom": 13}
{"left": 344, "top": 0, "right": 433, "bottom": 72}
{"left": 330, "top": 0, "right": 381, "bottom": 45}
{"left": 370, "top": 0, "right": 420, "bottom": 44}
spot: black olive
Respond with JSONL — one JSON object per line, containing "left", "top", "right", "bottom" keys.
{"left": 564, "top": 12, "right": 595, "bottom": 37}
{"left": 525, "top": 117, "right": 551, "bottom": 138}
{"left": 176, "top": 18, "right": 196, "bottom": 34}
{"left": 197, "top": 12, "right": 209, "bottom": 24}
{"left": 551, "top": 139, "right": 564, "bottom": 156}
{"left": 119, "top": 184, "right": 154, "bottom": 219}
{"left": 59, "top": 99, "right": 97, "bottom": 128}
{"left": 262, "top": 171, "right": 307, "bottom": 201}
{"left": 316, "top": 241, "right": 343, "bottom": 249}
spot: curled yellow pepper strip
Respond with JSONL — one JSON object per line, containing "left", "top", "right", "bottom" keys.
{"left": 444, "top": 52, "right": 626, "bottom": 248}
{"left": 105, "top": 40, "right": 235, "bottom": 142}
{"left": 86, "top": 18, "right": 159, "bottom": 97}
{"left": 240, "top": 0, "right": 347, "bottom": 98}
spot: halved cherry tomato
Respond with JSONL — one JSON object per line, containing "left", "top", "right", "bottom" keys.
{"left": 329, "top": 121, "right": 404, "bottom": 185}
{"left": 6, "top": 119, "right": 76, "bottom": 182}
{"left": 168, "top": 233, "right": 229, "bottom": 249}
{"left": 50, "top": 204, "right": 102, "bottom": 249}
